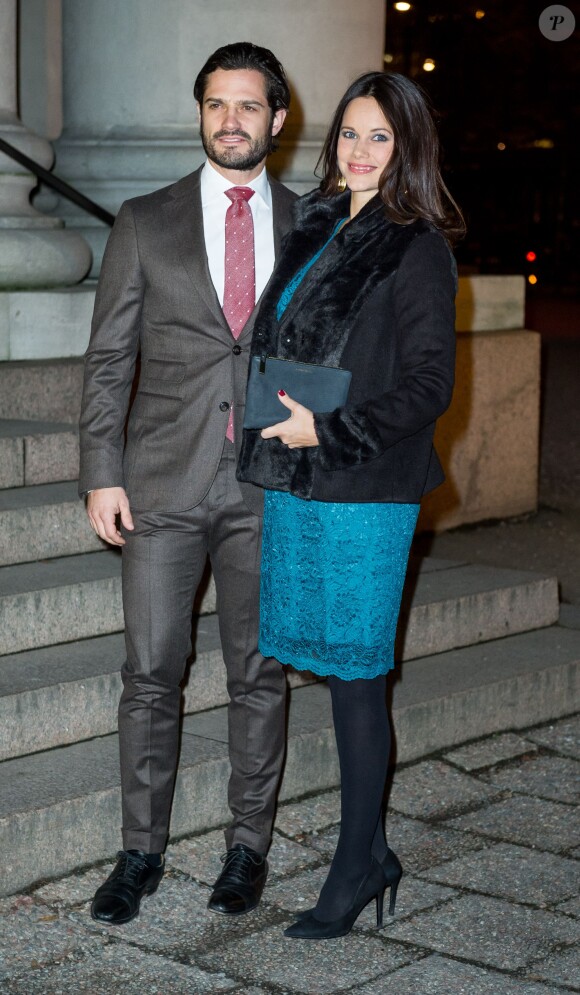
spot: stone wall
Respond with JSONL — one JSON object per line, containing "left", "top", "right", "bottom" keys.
{"left": 419, "top": 275, "right": 540, "bottom": 531}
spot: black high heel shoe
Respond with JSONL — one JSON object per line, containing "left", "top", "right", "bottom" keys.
{"left": 292, "top": 846, "right": 403, "bottom": 922}
{"left": 283, "top": 857, "right": 386, "bottom": 939}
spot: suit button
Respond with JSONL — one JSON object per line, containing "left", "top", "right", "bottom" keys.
{"left": 232, "top": 344, "right": 242, "bottom": 355}
{"left": 219, "top": 401, "right": 230, "bottom": 412}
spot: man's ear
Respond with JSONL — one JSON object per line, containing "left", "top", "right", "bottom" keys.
{"left": 195, "top": 101, "right": 201, "bottom": 124}
{"left": 271, "top": 108, "right": 288, "bottom": 137}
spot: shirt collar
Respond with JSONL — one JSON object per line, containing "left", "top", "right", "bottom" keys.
{"left": 201, "top": 159, "right": 271, "bottom": 209}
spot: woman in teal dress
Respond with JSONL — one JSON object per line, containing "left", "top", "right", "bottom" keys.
{"left": 238, "top": 72, "right": 464, "bottom": 939}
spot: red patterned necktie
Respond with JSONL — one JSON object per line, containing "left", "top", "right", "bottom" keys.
{"left": 223, "top": 186, "right": 255, "bottom": 440}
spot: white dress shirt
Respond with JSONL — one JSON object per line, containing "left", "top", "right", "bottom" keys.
{"left": 200, "top": 159, "right": 275, "bottom": 307}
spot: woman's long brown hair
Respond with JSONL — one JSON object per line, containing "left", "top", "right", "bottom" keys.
{"left": 318, "top": 71, "right": 465, "bottom": 245}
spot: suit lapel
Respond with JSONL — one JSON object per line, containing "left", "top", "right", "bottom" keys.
{"left": 162, "top": 168, "right": 231, "bottom": 334}
{"left": 271, "top": 175, "right": 295, "bottom": 257}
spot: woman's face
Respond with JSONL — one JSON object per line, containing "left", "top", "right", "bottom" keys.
{"left": 336, "top": 97, "right": 394, "bottom": 205}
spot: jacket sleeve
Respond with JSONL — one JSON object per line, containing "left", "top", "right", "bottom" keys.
{"left": 313, "top": 231, "right": 457, "bottom": 471}
{"left": 78, "top": 202, "right": 144, "bottom": 495}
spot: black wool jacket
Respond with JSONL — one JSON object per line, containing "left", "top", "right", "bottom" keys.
{"left": 237, "top": 189, "right": 457, "bottom": 504}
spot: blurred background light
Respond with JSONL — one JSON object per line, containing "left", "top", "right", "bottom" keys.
{"left": 383, "top": 0, "right": 577, "bottom": 295}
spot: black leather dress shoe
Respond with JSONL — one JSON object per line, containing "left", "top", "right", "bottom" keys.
{"left": 90, "top": 849, "right": 164, "bottom": 924}
{"left": 207, "top": 843, "right": 268, "bottom": 915}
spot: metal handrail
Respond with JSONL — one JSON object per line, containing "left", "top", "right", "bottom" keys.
{"left": 0, "top": 136, "right": 115, "bottom": 227}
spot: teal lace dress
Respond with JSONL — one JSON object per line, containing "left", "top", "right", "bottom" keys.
{"left": 259, "top": 220, "right": 419, "bottom": 680}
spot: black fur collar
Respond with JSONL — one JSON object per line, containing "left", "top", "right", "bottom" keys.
{"left": 252, "top": 191, "right": 431, "bottom": 367}
{"left": 292, "top": 189, "right": 385, "bottom": 241}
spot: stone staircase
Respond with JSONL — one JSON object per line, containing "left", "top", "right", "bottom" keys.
{"left": 0, "top": 359, "right": 579, "bottom": 897}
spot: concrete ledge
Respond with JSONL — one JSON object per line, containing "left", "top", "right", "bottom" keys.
{"left": 0, "top": 288, "right": 95, "bottom": 361}
{"left": 400, "top": 563, "right": 559, "bottom": 660}
{"left": 0, "top": 436, "right": 23, "bottom": 488}
{"left": 0, "top": 420, "right": 79, "bottom": 490}
{"left": 455, "top": 275, "right": 525, "bottom": 332}
{"left": 0, "top": 621, "right": 315, "bottom": 762}
{"left": 0, "top": 552, "right": 557, "bottom": 659}
{"left": 0, "top": 549, "right": 217, "bottom": 656}
{"left": 0, "top": 359, "right": 84, "bottom": 422}
{"left": 420, "top": 329, "right": 541, "bottom": 531}
{"left": 25, "top": 429, "right": 79, "bottom": 485}
{"left": 392, "top": 626, "right": 580, "bottom": 763}
{"left": 0, "top": 483, "right": 101, "bottom": 566}
{"left": 0, "top": 276, "right": 524, "bottom": 361}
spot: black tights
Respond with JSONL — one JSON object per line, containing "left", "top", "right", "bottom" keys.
{"left": 314, "top": 673, "right": 390, "bottom": 921}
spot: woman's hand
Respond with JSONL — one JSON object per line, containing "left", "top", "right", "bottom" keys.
{"left": 260, "top": 391, "right": 319, "bottom": 448}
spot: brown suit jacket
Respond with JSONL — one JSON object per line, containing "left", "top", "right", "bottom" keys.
{"left": 79, "top": 166, "right": 297, "bottom": 515}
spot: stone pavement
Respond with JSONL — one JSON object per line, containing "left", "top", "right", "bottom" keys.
{"left": 1, "top": 713, "right": 578, "bottom": 995}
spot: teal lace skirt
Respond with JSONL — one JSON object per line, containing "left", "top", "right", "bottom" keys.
{"left": 259, "top": 490, "right": 419, "bottom": 680}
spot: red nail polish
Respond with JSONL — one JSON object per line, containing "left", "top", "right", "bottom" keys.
{"left": 278, "top": 389, "right": 286, "bottom": 396}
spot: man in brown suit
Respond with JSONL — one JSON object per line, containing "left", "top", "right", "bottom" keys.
{"left": 79, "top": 42, "right": 297, "bottom": 924}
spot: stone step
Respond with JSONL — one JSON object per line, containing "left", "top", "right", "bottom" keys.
{"left": 398, "top": 556, "right": 560, "bottom": 660}
{"left": 0, "top": 418, "right": 79, "bottom": 489}
{"left": 0, "top": 482, "right": 101, "bottom": 566}
{"left": 0, "top": 617, "right": 313, "bottom": 761}
{"left": 1, "top": 622, "right": 578, "bottom": 896}
{"left": 0, "top": 549, "right": 218, "bottom": 657}
{"left": 0, "top": 550, "right": 124, "bottom": 656}
{"left": 0, "top": 358, "right": 84, "bottom": 423}
{"left": 0, "top": 559, "right": 560, "bottom": 752}
{"left": 0, "top": 558, "right": 560, "bottom": 738}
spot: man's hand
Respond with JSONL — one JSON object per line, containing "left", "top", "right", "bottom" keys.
{"left": 260, "top": 391, "right": 319, "bottom": 449}
{"left": 87, "top": 487, "right": 134, "bottom": 546}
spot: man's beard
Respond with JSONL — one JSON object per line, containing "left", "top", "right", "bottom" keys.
{"left": 201, "top": 124, "right": 272, "bottom": 173}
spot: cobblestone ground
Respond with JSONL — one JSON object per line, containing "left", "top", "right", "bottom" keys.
{"left": 1, "top": 714, "right": 578, "bottom": 994}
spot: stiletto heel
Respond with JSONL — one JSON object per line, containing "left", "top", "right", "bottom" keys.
{"left": 381, "top": 847, "right": 403, "bottom": 916}
{"left": 388, "top": 875, "right": 400, "bottom": 915}
{"left": 376, "top": 887, "right": 385, "bottom": 928}
{"left": 284, "top": 858, "right": 386, "bottom": 940}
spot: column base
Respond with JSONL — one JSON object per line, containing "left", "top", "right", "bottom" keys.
{"left": 0, "top": 228, "right": 92, "bottom": 289}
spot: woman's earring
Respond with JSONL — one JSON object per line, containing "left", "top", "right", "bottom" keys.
{"left": 337, "top": 175, "right": 347, "bottom": 192}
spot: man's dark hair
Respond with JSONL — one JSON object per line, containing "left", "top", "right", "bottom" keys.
{"left": 194, "top": 42, "right": 291, "bottom": 114}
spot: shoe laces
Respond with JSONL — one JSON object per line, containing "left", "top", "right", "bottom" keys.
{"left": 219, "top": 846, "right": 262, "bottom": 885}
{"left": 116, "top": 849, "right": 149, "bottom": 885}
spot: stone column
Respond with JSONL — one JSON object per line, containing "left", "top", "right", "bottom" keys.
{"left": 51, "top": 0, "right": 386, "bottom": 275}
{"left": 0, "top": 0, "right": 90, "bottom": 288}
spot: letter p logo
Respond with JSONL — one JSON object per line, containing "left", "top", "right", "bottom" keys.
{"left": 539, "top": 5, "right": 576, "bottom": 40}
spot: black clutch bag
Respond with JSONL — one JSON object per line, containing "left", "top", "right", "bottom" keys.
{"left": 243, "top": 355, "right": 352, "bottom": 430}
